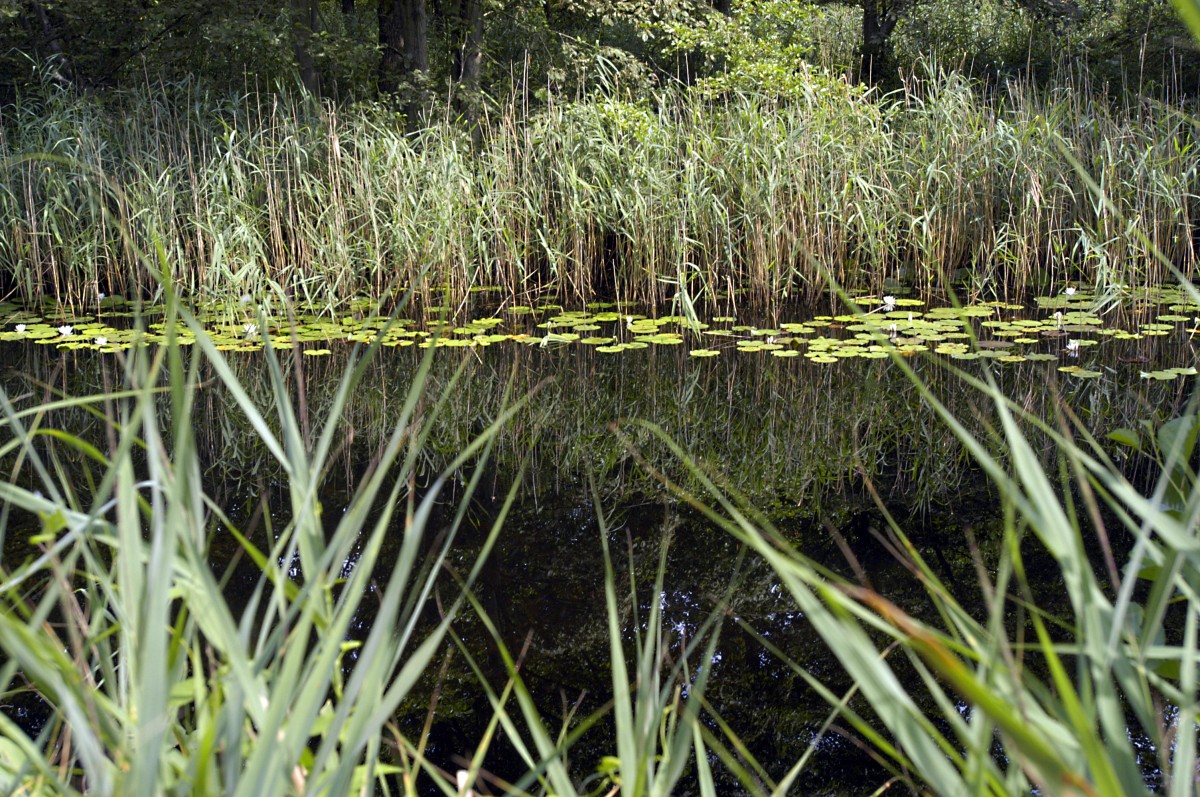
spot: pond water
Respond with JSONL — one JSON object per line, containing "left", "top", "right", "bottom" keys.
{"left": 1, "top": 289, "right": 1197, "bottom": 794}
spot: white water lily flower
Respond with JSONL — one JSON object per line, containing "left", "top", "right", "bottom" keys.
{"left": 14, "top": 324, "right": 25, "bottom": 333}
{"left": 244, "top": 323, "right": 258, "bottom": 338}
{"left": 97, "top": 292, "right": 106, "bottom": 300}
{"left": 58, "top": 325, "right": 73, "bottom": 336}
{"left": 1064, "top": 286, "right": 1077, "bottom": 296}
{"left": 882, "top": 295, "right": 896, "bottom": 311}
{"left": 95, "top": 336, "right": 108, "bottom": 346}
{"left": 1066, "top": 339, "right": 1081, "bottom": 352}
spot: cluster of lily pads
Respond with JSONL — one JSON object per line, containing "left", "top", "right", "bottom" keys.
{"left": 2, "top": 287, "right": 1198, "bottom": 382}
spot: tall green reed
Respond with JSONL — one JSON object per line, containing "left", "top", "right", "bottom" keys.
{"left": 2, "top": 65, "right": 1196, "bottom": 312}
{"left": 0, "top": 285, "right": 543, "bottom": 794}
{"left": 436, "top": 473, "right": 732, "bottom": 797}
{"left": 623, "top": 345, "right": 1200, "bottom": 795}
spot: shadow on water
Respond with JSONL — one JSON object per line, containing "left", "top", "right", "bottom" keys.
{"left": 0, "top": 322, "right": 1195, "bottom": 794}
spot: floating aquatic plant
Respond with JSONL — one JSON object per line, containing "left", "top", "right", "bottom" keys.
{"left": 0, "top": 292, "right": 1195, "bottom": 381}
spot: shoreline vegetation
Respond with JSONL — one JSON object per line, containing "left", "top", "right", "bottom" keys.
{"left": 2, "top": 63, "right": 1198, "bottom": 313}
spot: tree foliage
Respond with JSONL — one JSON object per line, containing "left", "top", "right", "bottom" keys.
{"left": 663, "top": 0, "right": 859, "bottom": 95}
{"left": 0, "top": 0, "right": 1196, "bottom": 106}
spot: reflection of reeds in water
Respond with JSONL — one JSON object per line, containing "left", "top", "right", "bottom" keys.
{"left": 1, "top": 66, "right": 1197, "bottom": 310}
{"left": 2, "top": 335, "right": 1191, "bottom": 512}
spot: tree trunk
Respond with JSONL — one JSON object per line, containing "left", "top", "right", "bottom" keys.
{"left": 31, "top": 0, "right": 71, "bottom": 81}
{"left": 860, "top": 0, "right": 899, "bottom": 86}
{"left": 292, "top": 0, "right": 321, "bottom": 95}
{"left": 379, "top": 0, "right": 428, "bottom": 88}
{"left": 451, "top": 0, "right": 484, "bottom": 91}
{"left": 378, "top": 0, "right": 428, "bottom": 123}
{"left": 450, "top": 0, "right": 484, "bottom": 132}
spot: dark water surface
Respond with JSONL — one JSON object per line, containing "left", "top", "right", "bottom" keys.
{"left": 1, "top": 296, "right": 1197, "bottom": 794}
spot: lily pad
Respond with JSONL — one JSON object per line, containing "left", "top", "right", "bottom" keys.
{"left": 1058, "top": 366, "right": 1103, "bottom": 378}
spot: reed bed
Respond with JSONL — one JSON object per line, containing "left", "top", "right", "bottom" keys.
{"left": 1, "top": 67, "right": 1197, "bottom": 311}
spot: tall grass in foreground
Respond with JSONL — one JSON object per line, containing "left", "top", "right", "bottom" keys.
{"left": 0, "top": 300, "right": 1197, "bottom": 793}
{"left": 4, "top": 328, "right": 1196, "bottom": 796}
{"left": 627, "top": 360, "right": 1200, "bottom": 794}
{"left": 1, "top": 66, "right": 1197, "bottom": 311}
{"left": 0, "top": 293, "right": 546, "bottom": 795}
